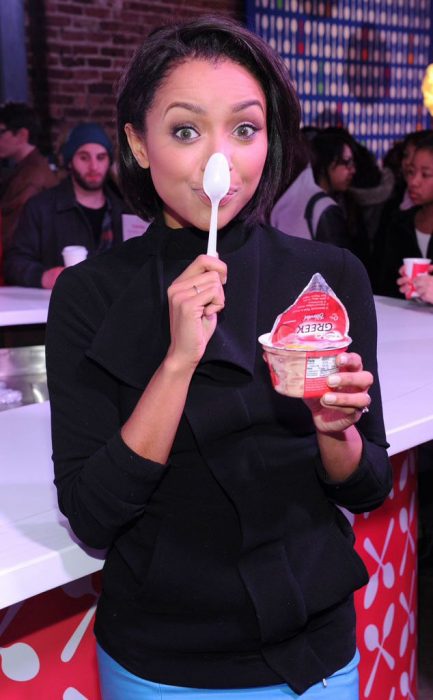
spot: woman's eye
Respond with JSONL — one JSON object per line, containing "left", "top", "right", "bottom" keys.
{"left": 173, "top": 125, "right": 199, "bottom": 141}
{"left": 234, "top": 123, "right": 258, "bottom": 140}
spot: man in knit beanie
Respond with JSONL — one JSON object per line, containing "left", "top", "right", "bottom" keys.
{"left": 61, "top": 122, "right": 114, "bottom": 168}
{"left": 4, "top": 121, "right": 127, "bottom": 289}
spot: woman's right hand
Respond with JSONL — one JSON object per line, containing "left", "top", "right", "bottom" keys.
{"left": 166, "top": 254, "right": 227, "bottom": 371}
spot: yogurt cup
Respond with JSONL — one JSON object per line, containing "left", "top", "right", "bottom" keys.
{"left": 259, "top": 332, "right": 350, "bottom": 398}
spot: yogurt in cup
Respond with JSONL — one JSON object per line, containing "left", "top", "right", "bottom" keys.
{"left": 259, "top": 333, "right": 350, "bottom": 398}
{"left": 259, "top": 273, "right": 351, "bottom": 398}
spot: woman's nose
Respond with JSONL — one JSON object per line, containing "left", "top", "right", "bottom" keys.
{"left": 202, "top": 146, "right": 233, "bottom": 172}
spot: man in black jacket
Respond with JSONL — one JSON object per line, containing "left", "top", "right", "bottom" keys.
{"left": 4, "top": 122, "right": 126, "bottom": 288}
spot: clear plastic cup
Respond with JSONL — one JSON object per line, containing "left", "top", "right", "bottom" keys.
{"left": 403, "top": 257, "right": 431, "bottom": 299}
{"left": 62, "top": 245, "right": 88, "bottom": 267}
{"left": 259, "top": 332, "right": 350, "bottom": 398}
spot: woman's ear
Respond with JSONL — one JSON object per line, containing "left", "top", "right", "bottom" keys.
{"left": 124, "top": 123, "right": 149, "bottom": 169}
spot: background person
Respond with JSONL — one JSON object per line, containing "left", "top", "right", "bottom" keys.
{"left": 375, "top": 133, "right": 433, "bottom": 298}
{"left": 46, "top": 16, "right": 392, "bottom": 700}
{"left": 0, "top": 102, "right": 58, "bottom": 256}
{"left": 4, "top": 122, "right": 126, "bottom": 288}
{"left": 270, "top": 133, "right": 350, "bottom": 246}
{"left": 310, "top": 127, "right": 371, "bottom": 275}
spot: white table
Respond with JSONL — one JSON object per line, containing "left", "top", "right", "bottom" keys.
{"left": 0, "top": 287, "right": 51, "bottom": 326}
{"left": 0, "top": 401, "right": 104, "bottom": 609}
{"left": 374, "top": 295, "right": 433, "bottom": 456}
{"left": 0, "top": 295, "right": 432, "bottom": 609}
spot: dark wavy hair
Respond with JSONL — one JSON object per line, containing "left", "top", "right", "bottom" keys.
{"left": 310, "top": 128, "right": 357, "bottom": 185}
{"left": 116, "top": 15, "right": 301, "bottom": 225}
{"left": 0, "top": 102, "right": 41, "bottom": 145}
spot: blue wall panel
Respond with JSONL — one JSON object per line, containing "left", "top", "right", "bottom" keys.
{"left": 246, "top": 0, "right": 433, "bottom": 159}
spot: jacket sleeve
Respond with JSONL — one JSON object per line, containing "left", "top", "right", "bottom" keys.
{"left": 4, "top": 198, "right": 46, "bottom": 287}
{"left": 45, "top": 267, "right": 167, "bottom": 548}
{"left": 314, "top": 248, "right": 393, "bottom": 512}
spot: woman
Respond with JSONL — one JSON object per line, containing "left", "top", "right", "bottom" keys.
{"left": 46, "top": 16, "right": 392, "bottom": 700}
{"left": 270, "top": 133, "right": 350, "bottom": 246}
{"left": 310, "top": 128, "right": 371, "bottom": 274}
{"left": 377, "top": 133, "right": 433, "bottom": 299}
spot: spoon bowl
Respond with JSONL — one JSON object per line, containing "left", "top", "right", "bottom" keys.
{"left": 203, "top": 152, "right": 230, "bottom": 256}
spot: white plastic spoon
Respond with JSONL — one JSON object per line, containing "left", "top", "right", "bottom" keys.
{"left": 203, "top": 152, "right": 230, "bottom": 257}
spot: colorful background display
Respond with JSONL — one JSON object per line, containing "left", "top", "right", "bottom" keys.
{"left": 246, "top": 0, "right": 433, "bottom": 160}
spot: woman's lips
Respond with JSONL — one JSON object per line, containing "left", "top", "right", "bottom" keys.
{"left": 196, "top": 189, "right": 237, "bottom": 206}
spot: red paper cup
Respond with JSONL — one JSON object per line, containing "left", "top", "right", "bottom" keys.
{"left": 403, "top": 257, "right": 431, "bottom": 299}
{"left": 259, "top": 333, "right": 350, "bottom": 398}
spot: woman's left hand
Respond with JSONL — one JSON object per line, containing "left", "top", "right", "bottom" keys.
{"left": 304, "top": 352, "right": 372, "bottom": 434}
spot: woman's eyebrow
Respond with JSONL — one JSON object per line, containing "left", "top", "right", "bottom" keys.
{"left": 164, "top": 102, "right": 205, "bottom": 116}
{"left": 232, "top": 99, "right": 265, "bottom": 114}
{"left": 164, "top": 99, "right": 265, "bottom": 117}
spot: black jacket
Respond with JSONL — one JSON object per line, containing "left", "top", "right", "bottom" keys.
{"left": 4, "top": 176, "right": 126, "bottom": 287}
{"left": 46, "top": 219, "right": 392, "bottom": 693}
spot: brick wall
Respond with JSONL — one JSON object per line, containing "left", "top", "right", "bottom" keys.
{"left": 24, "top": 0, "right": 245, "bottom": 157}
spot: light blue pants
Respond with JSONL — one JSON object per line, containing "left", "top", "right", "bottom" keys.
{"left": 97, "top": 645, "right": 360, "bottom": 699}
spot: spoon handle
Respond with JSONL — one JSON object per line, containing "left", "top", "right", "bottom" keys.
{"left": 207, "top": 201, "right": 219, "bottom": 257}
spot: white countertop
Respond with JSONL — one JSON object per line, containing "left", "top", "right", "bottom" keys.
{"left": 374, "top": 296, "right": 433, "bottom": 456}
{"left": 0, "top": 287, "right": 51, "bottom": 326}
{"left": 0, "top": 295, "right": 432, "bottom": 609}
{"left": 0, "top": 401, "right": 104, "bottom": 608}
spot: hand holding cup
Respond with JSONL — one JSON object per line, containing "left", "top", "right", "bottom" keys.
{"left": 401, "top": 257, "right": 431, "bottom": 299}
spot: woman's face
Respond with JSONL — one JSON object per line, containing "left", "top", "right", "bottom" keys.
{"left": 328, "top": 144, "right": 356, "bottom": 192}
{"left": 126, "top": 58, "right": 268, "bottom": 229}
{"left": 406, "top": 148, "right": 433, "bottom": 206}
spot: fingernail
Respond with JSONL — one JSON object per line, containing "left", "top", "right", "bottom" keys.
{"left": 338, "top": 353, "right": 348, "bottom": 365}
{"left": 327, "top": 374, "right": 340, "bottom": 387}
{"left": 323, "top": 392, "right": 337, "bottom": 404}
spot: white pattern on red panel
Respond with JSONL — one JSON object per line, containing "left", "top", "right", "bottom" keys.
{"left": 363, "top": 518, "right": 395, "bottom": 609}
{"left": 364, "top": 603, "right": 395, "bottom": 697}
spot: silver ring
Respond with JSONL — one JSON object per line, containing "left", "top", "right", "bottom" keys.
{"left": 361, "top": 406, "right": 369, "bottom": 414}
{"left": 193, "top": 285, "right": 200, "bottom": 295}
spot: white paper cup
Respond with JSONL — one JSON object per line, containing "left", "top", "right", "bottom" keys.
{"left": 62, "top": 245, "right": 88, "bottom": 267}
{"left": 259, "top": 332, "right": 351, "bottom": 398}
{"left": 403, "top": 257, "right": 431, "bottom": 299}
